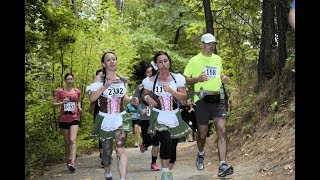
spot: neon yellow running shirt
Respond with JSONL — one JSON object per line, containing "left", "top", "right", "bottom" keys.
{"left": 184, "top": 52, "right": 224, "bottom": 101}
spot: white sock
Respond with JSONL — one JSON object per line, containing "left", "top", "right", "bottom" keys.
{"left": 198, "top": 151, "right": 205, "bottom": 156}
{"left": 220, "top": 161, "right": 226, "bottom": 166}
{"left": 105, "top": 172, "right": 112, "bottom": 178}
{"left": 162, "top": 167, "right": 170, "bottom": 172}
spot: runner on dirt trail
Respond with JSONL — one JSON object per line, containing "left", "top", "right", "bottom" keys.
{"left": 53, "top": 73, "right": 82, "bottom": 173}
{"left": 86, "top": 51, "right": 139, "bottom": 180}
{"left": 183, "top": 33, "right": 233, "bottom": 177}
{"left": 141, "top": 51, "right": 192, "bottom": 180}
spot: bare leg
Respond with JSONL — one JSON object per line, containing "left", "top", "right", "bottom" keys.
{"left": 169, "top": 163, "right": 174, "bottom": 170}
{"left": 69, "top": 125, "right": 79, "bottom": 165}
{"left": 196, "top": 124, "right": 208, "bottom": 152}
{"left": 214, "top": 118, "right": 227, "bottom": 161}
{"left": 61, "top": 129, "right": 71, "bottom": 160}
{"left": 134, "top": 124, "right": 140, "bottom": 145}
{"left": 161, "top": 159, "right": 170, "bottom": 168}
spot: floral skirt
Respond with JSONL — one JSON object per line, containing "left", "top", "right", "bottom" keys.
{"left": 148, "top": 109, "right": 192, "bottom": 139}
{"left": 90, "top": 112, "right": 132, "bottom": 141}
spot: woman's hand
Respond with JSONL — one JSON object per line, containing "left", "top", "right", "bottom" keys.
{"left": 163, "top": 85, "right": 176, "bottom": 95}
{"left": 145, "top": 95, "right": 158, "bottom": 107}
{"left": 63, "top": 98, "right": 70, "bottom": 104}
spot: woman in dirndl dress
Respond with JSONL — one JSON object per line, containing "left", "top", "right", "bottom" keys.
{"left": 86, "top": 51, "right": 138, "bottom": 180}
{"left": 141, "top": 51, "right": 192, "bottom": 180}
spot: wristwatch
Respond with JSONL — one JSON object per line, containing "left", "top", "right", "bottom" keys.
{"left": 144, "top": 95, "right": 150, "bottom": 101}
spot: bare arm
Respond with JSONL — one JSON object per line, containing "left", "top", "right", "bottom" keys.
{"left": 289, "top": 8, "right": 295, "bottom": 30}
{"left": 88, "top": 79, "right": 114, "bottom": 102}
{"left": 53, "top": 98, "right": 64, "bottom": 107}
{"left": 142, "top": 88, "right": 158, "bottom": 107}
{"left": 185, "top": 71, "right": 208, "bottom": 85}
{"left": 78, "top": 101, "right": 82, "bottom": 114}
{"left": 94, "top": 73, "right": 102, "bottom": 82}
{"left": 163, "top": 85, "right": 187, "bottom": 101}
{"left": 53, "top": 92, "right": 68, "bottom": 107}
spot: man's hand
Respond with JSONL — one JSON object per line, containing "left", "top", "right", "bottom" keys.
{"left": 221, "top": 74, "right": 229, "bottom": 84}
{"left": 197, "top": 71, "right": 209, "bottom": 82}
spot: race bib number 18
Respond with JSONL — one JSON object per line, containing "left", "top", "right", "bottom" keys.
{"left": 204, "top": 66, "right": 217, "bottom": 78}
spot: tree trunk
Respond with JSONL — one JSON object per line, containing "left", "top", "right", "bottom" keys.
{"left": 257, "top": 0, "right": 276, "bottom": 91}
{"left": 202, "top": 0, "right": 214, "bottom": 34}
{"left": 275, "top": 0, "right": 289, "bottom": 72}
{"left": 173, "top": 12, "right": 183, "bottom": 44}
{"left": 202, "top": 0, "right": 217, "bottom": 54}
{"left": 114, "top": 0, "right": 124, "bottom": 12}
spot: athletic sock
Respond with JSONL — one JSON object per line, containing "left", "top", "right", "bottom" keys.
{"left": 152, "top": 156, "right": 157, "bottom": 164}
{"left": 104, "top": 172, "right": 112, "bottom": 178}
{"left": 198, "top": 151, "right": 205, "bottom": 156}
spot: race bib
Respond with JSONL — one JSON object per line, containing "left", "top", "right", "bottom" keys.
{"left": 204, "top": 66, "right": 217, "bottom": 78}
{"left": 105, "top": 83, "right": 126, "bottom": 98}
{"left": 154, "top": 82, "right": 172, "bottom": 96}
{"left": 64, "top": 102, "right": 76, "bottom": 111}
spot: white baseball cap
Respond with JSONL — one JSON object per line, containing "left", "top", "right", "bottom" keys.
{"left": 201, "top": 33, "right": 216, "bottom": 43}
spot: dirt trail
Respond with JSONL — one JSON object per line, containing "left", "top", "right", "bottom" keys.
{"left": 39, "top": 142, "right": 262, "bottom": 180}
{"left": 39, "top": 124, "right": 295, "bottom": 180}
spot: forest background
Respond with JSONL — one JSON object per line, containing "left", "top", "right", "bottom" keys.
{"left": 25, "top": 0, "right": 295, "bottom": 178}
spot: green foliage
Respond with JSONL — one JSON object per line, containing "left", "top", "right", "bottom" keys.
{"left": 25, "top": 0, "right": 295, "bottom": 177}
{"left": 241, "top": 122, "right": 253, "bottom": 134}
{"left": 270, "top": 101, "right": 278, "bottom": 112}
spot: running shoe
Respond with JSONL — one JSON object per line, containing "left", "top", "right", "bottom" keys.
{"left": 218, "top": 162, "right": 234, "bottom": 177}
{"left": 139, "top": 143, "right": 147, "bottom": 153}
{"left": 68, "top": 163, "right": 76, "bottom": 173}
{"left": 135, "top": 142, "right": 139, "bottom": 147}
{"left": 150, "top": 163, "right": 160, "bottom": 171}
{"left": 196, "top": 153, "right": 205, "bottom": 170}
{"left": 161, "top": 171, "right": 173, "bottom": 180}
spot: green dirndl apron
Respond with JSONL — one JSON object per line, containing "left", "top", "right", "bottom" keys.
{"left": 91, "top": 112, "right": 132, "bottom": 141}
{"left": 148, "top": 109, "right": 192, "bottom": 139}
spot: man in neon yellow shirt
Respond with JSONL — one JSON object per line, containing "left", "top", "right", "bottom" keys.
{"left": 183, "top": 33, "right": 233, "bottom": 177}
